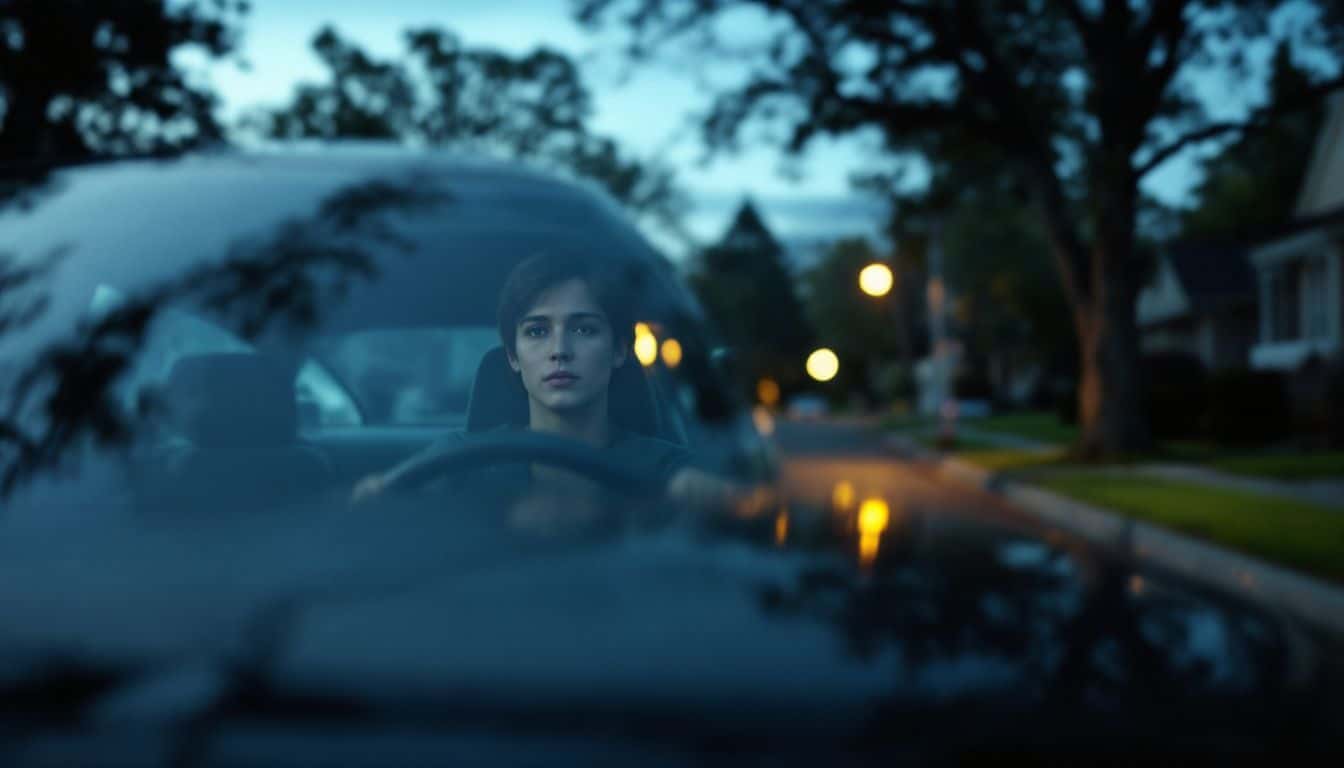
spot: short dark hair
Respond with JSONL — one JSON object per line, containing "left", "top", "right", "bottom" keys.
{"left": 496, "top": 253, "right": 634, "bottom": 358}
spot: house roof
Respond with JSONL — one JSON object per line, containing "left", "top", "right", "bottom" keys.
{"left": 1253, "top": 201, "right": 1344, "bottom": 246}
{"left": 1165, "top": 242, "right": 1256, "bottom": 312}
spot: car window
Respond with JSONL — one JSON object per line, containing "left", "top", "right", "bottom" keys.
{"left": 296, "top": 359, "right": 362, "bottom": 428}
{"left": 99, "top": 286, "right": 254, "bottom": 407}
{"left": 311, "top": 327, "right": 499, "bottom": 426}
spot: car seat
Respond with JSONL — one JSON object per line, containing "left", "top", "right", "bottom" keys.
{"left": 145, "top": 353, "right": 333, "bottom": 514}
{"left": 464, "top": 346, "right": 677, "bottom": 442}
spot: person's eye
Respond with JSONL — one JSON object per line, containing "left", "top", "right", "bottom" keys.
{"left": 523, "top": 325, "right": 548, "bottom": 338}
{"left": 573, "top": 324, "right": 601, "bottom": 336}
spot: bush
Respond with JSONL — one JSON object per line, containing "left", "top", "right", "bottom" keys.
{"left": 1144, "top": 353, "right": 1207, "bottom": 440}
{"left": 1054, "top": 379, "right": 1078, "bottom": 425}
{"left": 1328, "top": 361, "right": 1344, "bottom": 449}
{"left": 954, "top": 369, "right": 994, "bottom": 400}
{"left": 1201, "top": 368, "right": 1291, "bottom": 446}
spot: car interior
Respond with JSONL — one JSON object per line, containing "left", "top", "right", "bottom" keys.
{"left": 131, "top": 316, "right": 694, "bottom": 515}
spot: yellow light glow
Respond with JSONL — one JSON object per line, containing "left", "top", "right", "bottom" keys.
{"left": 659, "top": 338, "right": 683, "bottom": 368}
{"left": 805, "top": 348, "right": 839, "bottom": 382}
{"left": 756, "top": 377, "right": 781, "bottom": 407}
{"left": 774, "top": 510, "right": 789, "bottom": 546}
{"left": 857, "top": 498, "right": 890, "bottom": 567}
{"left": 634, "top": 322, "right": 652, "bottom": 338}
{"left": 831, "top": 481, "right": 855, "bottom": 512}
{"left": 752, "top": 405, "right": 775, "bottom": 437}
{"left": 633, "top": 332, "right": 658, "bottom": 367}
{"left": 858, "top": 498, "right": 889, "bottom": 537}
{"left": 859, "top": 532, "right": 881, "bottom": 566}
{"left": 859, "top": 263, "right": 894, "bottom": 297}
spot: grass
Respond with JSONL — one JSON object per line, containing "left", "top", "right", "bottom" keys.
{"left": 1036, "top": 472, "right": 1344, "bottom": 583}
{"left": 961, "top": 410, "right": 1079, "bottom": 445}
{"left": 956, "top": 447, "right": 1072, "bottom": 472}
{"left": 1204, "top": 452, "right": 1344, "bottom": 481}
{"left": 889, "top": 408, "right": 1344, "bottom": 481}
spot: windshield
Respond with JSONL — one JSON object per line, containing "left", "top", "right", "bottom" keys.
{"left": 0, "top": 153, "right": 1340, "bottom": 760}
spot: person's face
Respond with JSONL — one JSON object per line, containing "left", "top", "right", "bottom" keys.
{"left": 508, "top": 278, "right": 627, "bottom": 416}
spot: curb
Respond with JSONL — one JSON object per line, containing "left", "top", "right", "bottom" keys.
{"left": 894, "top": 435, "right": 1344, "bottom": 638}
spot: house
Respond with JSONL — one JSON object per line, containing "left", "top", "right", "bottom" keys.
{"left": 1136, "top": 242, "right": 1258, "bottom": 370}
{"left": 1248, "top": 92, "right": 1344, "bottom": 371}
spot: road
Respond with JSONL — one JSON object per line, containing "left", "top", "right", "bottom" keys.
{"left": 765, "top": 417, "right": 1344, "bottom": 727}
{"left": 769, "top": 416, "right": 1049, "bottom": 543}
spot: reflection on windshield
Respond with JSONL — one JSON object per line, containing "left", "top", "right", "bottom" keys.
{"left": 856, "top": 497, "right": 890, "bottom": 567}
{"left": 831, "top": 480, "right": 855, "bottom": 512}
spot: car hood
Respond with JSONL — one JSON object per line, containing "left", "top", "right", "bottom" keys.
{"left": 2, "top": 492, "right": 1339, "bottom": 760}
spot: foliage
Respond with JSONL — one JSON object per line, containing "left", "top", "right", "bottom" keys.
{"left": 688, "top": 203, "right": 813, "bottom": 398}
{"left": 255, "top": 25, "right": 686, "bottom": 236}
{"left": 1143, "top": 352, "right": 1208, "bottom": 440}
{"left": 799, "top": 237, "right": 911, "bottom": 400}
{"left": 0, "top": 0, "right": 246, "bottom": 172}
{"left": 1200, "top": 368, "right": 1291, "bottom": 446}
{"left": 0, "top": 175, "right": 443, "bottom": 497}
{"left": 1182, "top": 43, "right": 1327, "bottom": 241}
{"left": 940, "top": 198, "right": 1074, "bottom": 381}
{"left": 573, "top": 0, "right": 1344, "bottom": 455}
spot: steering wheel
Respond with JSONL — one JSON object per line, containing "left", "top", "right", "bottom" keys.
{"left": 386, "top": 430, "right": 665, "bottom": 496}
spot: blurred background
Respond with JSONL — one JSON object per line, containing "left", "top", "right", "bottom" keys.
{"left": 3, "top": 0, "right": 1344, "bottom": 466}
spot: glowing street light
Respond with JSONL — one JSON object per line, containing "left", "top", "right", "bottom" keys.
{"left": 806, "top": 348, "right": 839, "bottom": 382}
{"left": 859, "top": 262, "right": 894, "bottom": 297}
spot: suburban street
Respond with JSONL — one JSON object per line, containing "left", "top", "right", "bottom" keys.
{"left": 766, "top": 416, "right": 1344, "bottom": 710}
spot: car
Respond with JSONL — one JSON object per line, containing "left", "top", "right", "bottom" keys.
{"left": 1, "top": 147, "right": 1341, "bottom": 764}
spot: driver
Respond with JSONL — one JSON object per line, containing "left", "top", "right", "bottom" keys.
{"left": 350, "top": 252, "right": 749, "bottom": 516}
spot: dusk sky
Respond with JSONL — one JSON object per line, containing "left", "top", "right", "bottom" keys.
{"left": 185, "top": 0, "right": 1306, "bottom": 257}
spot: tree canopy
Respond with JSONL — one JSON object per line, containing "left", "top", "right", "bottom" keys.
{"left": 1182, "top": 42, "right": 1327, "bottom": 242}
{"left": 574, "top": 0, "right": 1344, "bottom": 454}
{"left": 0, "top": 0, "right": 246, "bottom": 172}
{"left": 255, "top": 25, "right": 686, "bottom": 238}
{"left": 689, "top": 201, "right": 814, "bottom": 399}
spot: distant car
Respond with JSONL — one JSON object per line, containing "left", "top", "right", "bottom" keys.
{"left": 0, "top": 148, "right": 1340, "bottom": 763}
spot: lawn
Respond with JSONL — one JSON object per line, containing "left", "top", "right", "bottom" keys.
{"left": 1205, "top": 452, "right": 1344, "bottom": 481}
{"left": 956, "top": 447, "right": 1072, "bottom": 472}
{"left": 1035, "top": 472, "right": 1344, "bottom": 583}
{"left": 961, "top": 410, "right": 1078, "bottom": 446}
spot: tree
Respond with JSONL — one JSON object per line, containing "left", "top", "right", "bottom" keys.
{"left": 0, "top": 0, "right": 246, "bottom": 174}
{"left": 800, "top": 237, "right": 917, "bottom": 404}
{"left": 1182, "top": 42, "right": 1327, "bottom": 241}
{"left": 689, "top": 201, "right": 814, "bottom": 399}
{"left": 255, "top": 26, "right": 686, "bottom": 239}
{"left": 573, "top": 0, "right": 1344, "bottom": 456}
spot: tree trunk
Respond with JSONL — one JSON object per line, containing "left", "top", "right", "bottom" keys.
{"left": 1074, "top": 248, "right": 1151, "bottom": 457}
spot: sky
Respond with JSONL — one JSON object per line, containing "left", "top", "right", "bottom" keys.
{"left": 186, "top": 0, "right": 1297, "bottom": 260}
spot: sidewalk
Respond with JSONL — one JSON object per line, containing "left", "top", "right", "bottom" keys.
{"left": 886, "top": 433, "right": 1344, "bottom": 637}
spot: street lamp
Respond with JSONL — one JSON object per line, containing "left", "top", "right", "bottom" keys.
{"left": 806, "top": 348, "right": 839, "bottom": 382}
{"left": 858, "top": 262, "right": 894, "bottom": 298}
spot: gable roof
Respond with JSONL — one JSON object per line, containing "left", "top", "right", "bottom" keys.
{"left": 1295, "top": 92, "right": 1344, "bottom": 218}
